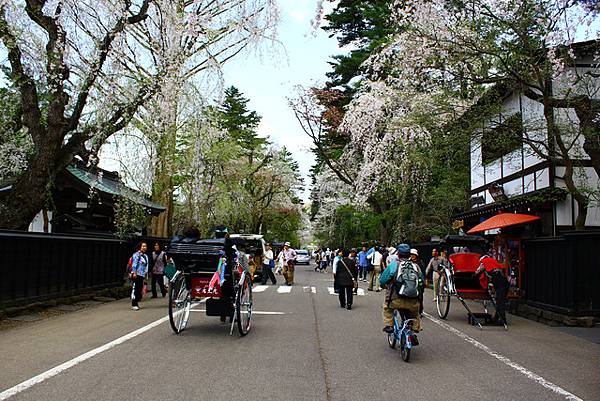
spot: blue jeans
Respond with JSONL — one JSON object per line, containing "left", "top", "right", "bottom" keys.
{"left": 359, "top": 266, "right": 368, "bottom": 280}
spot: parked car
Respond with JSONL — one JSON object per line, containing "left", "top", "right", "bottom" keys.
{"left": 296, "top": 249, "right": 311, "bottom": 265}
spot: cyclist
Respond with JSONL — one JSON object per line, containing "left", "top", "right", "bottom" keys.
{"left": 474, "top": 255, "right": 509, "bottom": 325}
{"left": 380, "top": 243, "right": 422, "bottom": 344}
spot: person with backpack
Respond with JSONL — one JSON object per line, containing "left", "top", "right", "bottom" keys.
{"left": 379, "top": 243, "right": 422, "bottom": 340}
{"left": 333, "top": 249, "right": 358, "bottom": 309}
{"left": 150, "top": 242, "right": 168, "bottom": 298}
{"left": 130, "top": 242, "right": 148, "bottom": 311}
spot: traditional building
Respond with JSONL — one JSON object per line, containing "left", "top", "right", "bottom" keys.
{"left": 0, "top": 162, "right": 165, "bottom": 235}
{"left": 453, "top": 40, "right": 600, "bottom": 297}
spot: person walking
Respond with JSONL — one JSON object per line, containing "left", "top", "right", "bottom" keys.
{"left": 130, "top": 242, "right": 148, "bottom": 310}
{"left": 275, "top": 246, "right": 284, "bottom": 275}
{"left": 150, "top": 242, "right": 168, "bottom": 298}
{"left": 410, "top": 248, "right": 426, "bottom": 316}
{"left": 279, "top": 242, "right": 297, "bottom": 286}
{"left": 320, "top": 249, "right": 328, "bottom": 272}
{"left": 261, "top": 243, "right": 277, "bottom": 285}
{"left": 367, "top": 247, "right": 384, "bottom": 291}
{"left": 334, "top": 249, "right": 358, "bottom": 310}
{"left": 332, "top": 249, "right": 343, "bottom": 293}
{"left": 357, "top": 246, "right": 369, "bottom": 282}
{"left": 425, "top": 248, "right": 444, "bottom": 301}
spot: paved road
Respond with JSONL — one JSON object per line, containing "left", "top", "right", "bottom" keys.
{"left": 1, "top": 264, "right": 599, "bottom": 401}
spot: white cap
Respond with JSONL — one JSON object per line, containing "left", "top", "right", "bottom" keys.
{"left": 284, "top": 242, "right": 291, "bottom": 246}
{"left": 388, "top": 247, "right": 397, "bottom": 254}
{"left": 410, "top": 248, "right": 418, "bottom": 256}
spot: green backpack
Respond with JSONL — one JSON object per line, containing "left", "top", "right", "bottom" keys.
{"left": 395, "top": 261, "right": 420, "bottom": 298}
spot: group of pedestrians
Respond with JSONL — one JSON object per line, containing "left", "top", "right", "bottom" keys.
{"left": 260, "top": 241, "right": 298, "bottom": 286}
{"left": 314, "top": 248, "right": 334, "bottom": 272}
{"left": 129, "top": 241, "right": 170, "bottom": 311}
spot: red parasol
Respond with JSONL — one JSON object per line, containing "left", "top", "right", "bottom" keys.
{"left": 467, "top": 212, "right": 540, "bottom": 234}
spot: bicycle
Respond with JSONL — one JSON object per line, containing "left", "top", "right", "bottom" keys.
{"left": 387, "top": 309, "right": 418, "bottom": 362}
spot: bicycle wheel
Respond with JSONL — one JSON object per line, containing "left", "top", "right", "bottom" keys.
{"left": 168, "top": 272, "right": 190, "bottom": 334}
{"left": 388, "top": 310, "right": 398, "bottom": 348}
{"left": 436, "top": 272, "right": 450, "bottom": 319}
{"left": 236, "top": 272, "right": 253, "bottom": 336}
{"left": 401, "top": 334, "right": 411, "bottom": 362}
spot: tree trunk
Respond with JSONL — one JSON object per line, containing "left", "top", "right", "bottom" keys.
{"left": 0, "top": 141, "right": 61, "bottom": 230}
{"left": 150, "top": 188, "right": 173, "bottom": 237}
{"left": 367, "top": 196, "right": 390, "bottom": 245}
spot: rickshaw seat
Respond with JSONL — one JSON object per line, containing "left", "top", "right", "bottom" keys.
{"left": 449, "top": 253, "right": 481, "bottom": 272}
{"left": 449, "top": 253, "right": 489, "bottom": 295}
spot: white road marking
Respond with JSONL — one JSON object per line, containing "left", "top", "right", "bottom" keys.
{"left": 0, "top": 301, "right": 204, "bottom": 401}
{"left": 191, "top": 310, "right": 285, "bottom": 315}
{"left": 327, "top": 287, "right": 366, "bottom": 296}
{"left": 276, "top": 286, "right": 292, "bottom": 293}
{"left": 302, "top": 286, "right": 317, "bottom": 293}
{"left": 252, "top": 285, "right": 269, "bottom": 293}
{"left": 424, "top": 313, "right": 583, "bottom": 401}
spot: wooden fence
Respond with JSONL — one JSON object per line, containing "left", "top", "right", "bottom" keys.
{"left": 1, "top": 230, "right": 169, "bottom": 307}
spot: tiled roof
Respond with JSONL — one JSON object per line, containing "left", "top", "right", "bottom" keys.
{"left": 66, "top": 165, "right": 165, "bottom": 212}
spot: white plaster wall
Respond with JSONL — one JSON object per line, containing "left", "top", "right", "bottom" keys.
{"left": 503, "top": 149, "right": 523, "bottom": 176}
{"left": 504, "top": 177, "right": 523, "bottom": 197}
{"left": 471, "top": 134, "right": 485, "bottom": 190}
{"left": 535, "top": 167, "right": 550, "bottom": 189}
{"left": 554, "top": 166, "right": 600, "bottom": 227}
{"left": 521, "top": 95, "right": 546, "bottom": 168}
{"left": 523, "top": 173, "right": 536, "bottom": 193}
{"left": 28, "top": 210, "right": 52, "bottom": 233}
{"left": 555, "top": 193, "right": 573, "bottom": 226}
{"left": 554, "top": 107, "right": 586, "bottom": 159}
{"left": 486, "top": 158, "right": 501, "bottom": 183}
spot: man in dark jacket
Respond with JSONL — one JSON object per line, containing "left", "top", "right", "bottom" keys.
{"left": 334, "top": 249, "right": 358, "bottom": 310}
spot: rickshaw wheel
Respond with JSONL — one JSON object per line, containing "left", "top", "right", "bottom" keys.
{"left": 436, "top": 273, "right": 450, "bottom": 319}
{"left": 400, "top": 334, "right": 411, "bottom": 362}
{"left": 236, "top": 272, "right": 253, "bottom": 336}
{"left": 169, "top": 272, "right": 190, "bottom": 334}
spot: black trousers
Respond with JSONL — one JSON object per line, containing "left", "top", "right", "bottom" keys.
{"left": 261, "top": 264, "right": 277, "bottom": 285}
{"left": 490, "top": 271, "right": 509, "bottom": 323}
{"left": 151, "top": 273, "right": 166, "bottom": 297}
{"left": 338, "top": 285, "right": 353, "bottom": 307}
{"left": 132, "top": 275, "right": 144, "bottom": 307}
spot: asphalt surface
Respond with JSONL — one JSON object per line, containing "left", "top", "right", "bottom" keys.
{"left": 1, "top": 263, "right": 599, "bottom": 401}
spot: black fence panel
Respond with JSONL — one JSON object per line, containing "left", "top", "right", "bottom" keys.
{"left": 0, "top": 230, "right": 136, "bottom": 307}
{"left": 523, "top": 231, "right": 600, "bottom": 316}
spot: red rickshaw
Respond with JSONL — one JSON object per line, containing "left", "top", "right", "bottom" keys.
{"left": 434, "top": 236, "right": 508, "bottom": 330}
{"left": 165, "top": 237, "right": 253, "bottom": 336}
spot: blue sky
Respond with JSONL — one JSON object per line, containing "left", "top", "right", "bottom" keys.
{"left": 222, "top": 0, "right": 342, "bottom": 200}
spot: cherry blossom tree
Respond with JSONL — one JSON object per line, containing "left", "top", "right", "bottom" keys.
{"left": 0, "top": 0, "right": 279, "bottom": 230}
{"left": 385, "top": 0, "right": 600, "bottom": 229}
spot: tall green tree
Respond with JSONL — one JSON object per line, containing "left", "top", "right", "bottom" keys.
{"left": 217, "top": 86, "right": 266, "bottom": 161}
